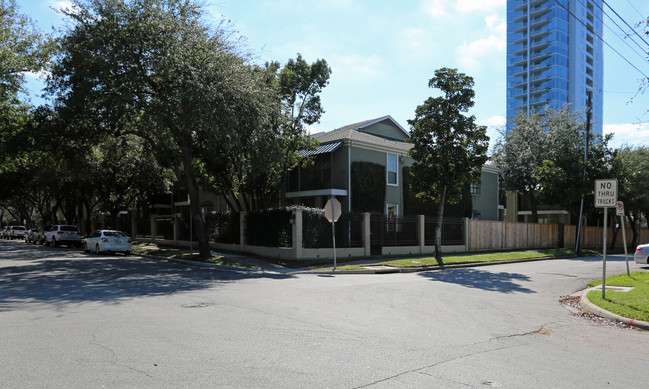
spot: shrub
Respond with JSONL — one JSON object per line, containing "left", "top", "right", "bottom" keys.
{"left": 351, "top": 161, "right": 385, "bottom": 212}
{"left": 205, "top": 212, "right": 240, "bottom": 244}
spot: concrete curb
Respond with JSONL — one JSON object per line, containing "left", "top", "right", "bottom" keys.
{"left": 135, "top": 252, "right": 577, "bottom": 275}
{"left": 137, "top": 253, "right": 277, "bottom": 274}
{"left": 580, "top": 287, "right": 649, "bottom": 331}
{"left": 304, "top": 255, "right": 575, "bottom": 275}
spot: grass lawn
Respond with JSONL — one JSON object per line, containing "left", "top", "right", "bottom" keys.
{"left": 587, "top": 272, "right": 649, "bottom": 322}
{"left": 130, "top": 242, "right": 261, "bottom": 269}
{"left": 312, "top": 248, "right": 576, "bottom": 270}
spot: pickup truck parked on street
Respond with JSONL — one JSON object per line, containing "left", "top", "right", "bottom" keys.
{"left": 8, "top": 226, "right": 27, "bottom": 240}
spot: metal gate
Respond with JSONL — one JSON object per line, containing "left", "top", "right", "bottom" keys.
{"left": 369, "top": 213, "right": 384, "bottom": 255}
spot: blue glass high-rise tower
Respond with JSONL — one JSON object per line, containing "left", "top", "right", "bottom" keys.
{"left": 506, "top": 0, "right": 603, "bottom": 135}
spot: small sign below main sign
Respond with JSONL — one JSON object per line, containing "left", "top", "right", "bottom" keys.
{"left": 594, "top": 179, "right": 617, "bottom": 208}
{"left": 616, "top": 201, "right": 624, "bottom": 216}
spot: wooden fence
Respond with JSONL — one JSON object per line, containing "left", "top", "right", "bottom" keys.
{"left": 468, "top": 220, "right": 649, "bottom": 252}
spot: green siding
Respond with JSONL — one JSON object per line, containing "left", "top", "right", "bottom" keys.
{"left": 471, "top": 171, "right": 499, "bottom": 220}
{"left": 360, "top": 121, "right": 409, "bottom": 141}
{"left": 349, "top": 146, "right": 406, "bottom": 215}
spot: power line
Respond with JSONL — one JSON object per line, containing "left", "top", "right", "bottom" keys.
{"left": 553, "top": 0, "right": 649, "bottom": 80}
{"left": 601, "top": 8, "right": 648, "bottom": 63}
{"left": 587, "top": 0, "right": 648, "bottom": 57}
{"left": 603, "top": 0, "right": 649, "bottom": 49}
{"left": 624, "top": 0, "right": 645, "bottom": 20}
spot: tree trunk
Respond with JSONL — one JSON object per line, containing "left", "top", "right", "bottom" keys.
{"left": 611, "top": 222, "right": 620, "bottom": 250}
{"left": 628, "top": 211, "right": 638, "bottom": 248}
{"left": 180, "top": 146, "right": 211, "bottom": 259}
{"left": 434, "top": 185, "right": 447, "bottom": 265}
{"left": 220, "top": 190, "right": 237, "bottom": 213}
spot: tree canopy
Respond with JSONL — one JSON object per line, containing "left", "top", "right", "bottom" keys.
{"left": 408, "top": 67, "right": 489, "bottom": 260}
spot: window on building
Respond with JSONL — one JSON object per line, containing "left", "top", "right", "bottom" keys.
{"left": 471, "top": 184, "right": 481, "bottom": 195}
{"left": 472, "top": 210, "right": 481, "bottom": 220}
{"left": 387, "top": 154, "right": 398, "bottom": 185}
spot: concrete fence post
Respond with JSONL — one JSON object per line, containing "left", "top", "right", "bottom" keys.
{"left": 464, "top": 217, "right": 470, "bottom": 253}
{"left": 240, "top": 211, "right": 247, "bottom": 249}
{"left": 363, "top": 212, "right": 371, "bottom": 256}
{"left": 173, "top": 214, "right": 178, "bottom": 243}
{"left": 418, "top": 215, "right": 425, "bottom": 254}
{"left": 150, "top": 215, "right": 157, "bottom": 241}
{"left": 292, "top": 208, "right": 303, "bottom": 260}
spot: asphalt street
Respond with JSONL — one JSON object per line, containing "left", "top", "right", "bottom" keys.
{"left": 1, "top": 240, "right": 648, "bottom": 388}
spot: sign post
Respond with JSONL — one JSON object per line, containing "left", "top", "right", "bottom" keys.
{"left": 616, "top": 201, "right": 630, "bottom": 276}
{"left": 324, "top": 197, "right": 342, "bottom": 270}
{"left": 594, "top": 179, "right": 617, "bottom": 299}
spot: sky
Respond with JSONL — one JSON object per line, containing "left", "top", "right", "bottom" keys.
{"left": 17, "top": 0, "right": 649, "bottom": 152}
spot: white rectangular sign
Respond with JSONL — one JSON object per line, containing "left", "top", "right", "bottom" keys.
{"left": 594, "top": 179, "right": 617, "bottom": 208}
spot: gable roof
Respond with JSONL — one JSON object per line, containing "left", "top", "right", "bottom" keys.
{"left": 314, "top": 118, "right": 412, "bottom": 154}
{"left": 332, "top": 115, "right": 409, "bottom": 139}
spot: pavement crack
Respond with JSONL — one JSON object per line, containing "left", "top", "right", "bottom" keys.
{"left": 90, "top": 335, "right": 117, "bottom": 359}
{"left": 110, "top": 361, "right": 155, "bottom": 378}
{"left": 488, "top": 324, "right": 552, "bottom": 341}
{"left": 90, "top": 335, "right": 155, "bottom": 379}
{"left": 354, "top": 326, "right": 553, "bottom": 389}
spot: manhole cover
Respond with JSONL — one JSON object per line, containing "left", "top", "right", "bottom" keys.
{"left": 181, "top": 303, "right": 213, "bottom": 309}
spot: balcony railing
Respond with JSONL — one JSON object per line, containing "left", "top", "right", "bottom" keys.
{"left": 287, "top": 168, "right": 347, "bottom": 193}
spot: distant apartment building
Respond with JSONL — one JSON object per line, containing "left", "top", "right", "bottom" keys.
{"left": 506, "top": 0, "right": 603, "bottom": 135}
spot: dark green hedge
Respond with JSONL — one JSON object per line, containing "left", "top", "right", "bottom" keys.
{"left": 245, "top": 208, "right": 292, "bottom": 247}
{"left": 351, "top": 161, "right": 385, "bottom": 213}
{"left": 205, "top": 212, "right": 240, "bottom": 244}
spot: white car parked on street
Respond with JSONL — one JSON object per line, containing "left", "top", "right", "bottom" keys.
{"left": 84, "top": 230, "right": 132, "bottom": 255}
{"left": 45, "top": 225, "right": 82, "bottom": 248}
{"left": 634, "top": 243, "right": 649, "bottom": 265}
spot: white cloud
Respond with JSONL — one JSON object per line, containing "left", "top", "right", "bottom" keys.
{"left": 423, "top": 0, "right": 447, "bottom": 17}
{"left": 604, "top": 122, "right": 649, "bottom": 148}
{"left": 456, "top": 14, "right": 506, "bottom": 69}
{"left": 400, "top": 28, "right": 431, "bottom": 52}
{"left": 485, "top": 13, "right": 506, "bottom": 34}
{"left": 305, "top": 125, "right": 321, "bottom": 135}
{"left": 331, "top": 54, "right": 383, "bottom": 81}
{"left": 457, "top": 34, "right": 505, "bottom": 69}
{"left": 454, "top": 0, "right": 506, "bottom": 13}
{"left": 49, "top": 0, "right": 74, "bottom": 12}
{"left": 481, "top": 115, "right": 506, "bottom": 127}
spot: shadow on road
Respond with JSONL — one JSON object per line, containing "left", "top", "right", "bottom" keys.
{"left": 0, "top": 242, "right": 293, "bottom": 310}
{"left": 418, "top": 267, "right": 536, "bottom": 294}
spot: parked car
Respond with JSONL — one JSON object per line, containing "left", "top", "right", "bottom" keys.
{"left": 8, "top": 226, "right": 27, "bottom": 240}
{"left": 84, "top": 230, "right": 132, "bottom": 255}
{"left": 34, "top": 225, "right": 52, "bottom": 245}
{"left": 25, "top": 228, "right": 39, "bottom": 243}
{"left": 634, "top": 243, "right": 649, "bottom": 265}
{"left": 45, "top": 225, "right": 82, "bottom": 248}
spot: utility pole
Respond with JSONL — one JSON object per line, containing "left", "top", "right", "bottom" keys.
{"left": 575, "top": 90, "right": 592, "bottom": 254}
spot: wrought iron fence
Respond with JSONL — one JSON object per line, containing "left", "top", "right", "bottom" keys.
{"left": 383, "top": 216, "right": 418, "bottom": 246}
{"left": 303, "top": 212, "right": 363, "bottom": 248}
{"left": 425, "top": 217, "right": 464, "bottom": 246}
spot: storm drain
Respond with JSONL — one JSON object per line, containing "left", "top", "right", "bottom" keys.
{"left": 181, "top": 303, "right": 213, "bottom": 309}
